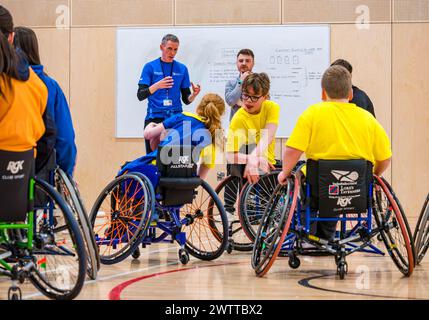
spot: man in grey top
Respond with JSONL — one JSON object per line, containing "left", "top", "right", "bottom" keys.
{"left": 225, "top": 49, "right": 255, "bottom": 120}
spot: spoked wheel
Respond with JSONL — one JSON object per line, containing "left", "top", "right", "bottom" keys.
{"left": 252, "top": 176, "right": 298, "bottom": 277}
{"left": 211, "top": 175, "right": 252, "bottom": 251}
{"left": 373, "top": 176, "right": 414, "bottom": 276}
{"left": 89, "top": 173, "right": 154, "bottom": 265}
{"left": 413, "top": 193, "right": 429, "bottom": 265}
{"left": 55, "top": 168, "right": 100, "bottom": 279}
{"left": 30, "top": 179, "right": 86, "bottom": 300}
{"left": 180, "top": 181, "right": 228, "bottom": 261}
{"left": 239, "top": 171, "right": 279, "bottom": 244}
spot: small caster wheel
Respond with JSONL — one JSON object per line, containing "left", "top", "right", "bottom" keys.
{"left": 288, "top": 256, "right": 301, "bottom": 269}
{"left": 179, "top": 249, "right": 189, "bottom": 265}
{"left": 337, "top": 262, "right": 348, "bottom": 280}
{"left": 377, "top": 234, "right": 383, "bottom": 242}
{"left": 226, "top": 242, "right": 233, "bottom": 254}
{"left": 8, "top": 287, "right": 22, "bottom": 300}
{"left": 132, "top": 248, "right": 141, "bottom": 259}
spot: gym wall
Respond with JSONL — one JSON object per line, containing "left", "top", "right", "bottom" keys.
{"left": 4, "top": 0, "right": 429, "bottom": 219}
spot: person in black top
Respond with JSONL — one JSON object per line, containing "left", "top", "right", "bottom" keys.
{"left": 331, "top": 59, "right": 375, "bottom": 117}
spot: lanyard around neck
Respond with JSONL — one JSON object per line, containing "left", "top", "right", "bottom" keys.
{"left": 160, "top": 58, "right": 174, "bottom": 78}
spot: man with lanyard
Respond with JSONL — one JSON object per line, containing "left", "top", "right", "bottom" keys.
{"left": 137, "top": 34, "right": 201, "bottom": 153}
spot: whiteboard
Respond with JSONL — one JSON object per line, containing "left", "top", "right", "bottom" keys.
{"left": 116, "top": 25, "right": 330, "bottom": 138}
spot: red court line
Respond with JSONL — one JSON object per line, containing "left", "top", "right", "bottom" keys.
{"left": 109, "top": 261, "right": 243, "bottom": 300}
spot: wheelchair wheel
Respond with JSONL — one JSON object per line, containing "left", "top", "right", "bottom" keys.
{"left": 55, "top": 168, "right": 100, "bottom": 280}
{"left": 413, "top": 193, "right": 429, "bottom": 265}
{"left": 90, "top": 173, "right": 154, "bottom": 265}
{"left": 211, "top": 175, "right": 252, "bottom": 251}
{"left": 30, "top": 179, "right": 86, "bottom": 300}
{"left": 252, "top": 176, "right": 297, "bottom": 277}
{"left": 373, "top": 176, "right": 414, "bottom": 276}
{"left": 239, "top": 171, "right": 279, "bottom": 244}
{"left": 180, "top": 180, "right": 228, "bottom": 260}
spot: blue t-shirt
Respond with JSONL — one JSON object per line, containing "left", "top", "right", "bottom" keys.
{"left": 119, "top": 112, "right": 211, "bottom": 175}
{"left": 138, "top": 58, "right": 191, "bottom": 120}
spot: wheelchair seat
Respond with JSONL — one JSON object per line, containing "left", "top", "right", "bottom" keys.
{"left": 156, "top": 145, "right": 203, "bottom": 206}
{"left": 306, "top": 159, "right": 373, "bottom": 217}
{"left": 0, "top": 149, "right": 34, "bottom": 222}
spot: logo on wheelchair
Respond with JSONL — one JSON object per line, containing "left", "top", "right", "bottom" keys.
{"left": 331, "top": 170, "right": 359, "bottom": 183}
{"left": 6, "top": 161, "right": 24, "bottom": 174}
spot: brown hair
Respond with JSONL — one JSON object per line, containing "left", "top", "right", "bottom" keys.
{"left": 321, "top": 65, "right": 352, "bottom": 99}
{"left": 196, "top": 93, "right": 225, "bottom": 145}
{"left": 242, "top": 72, "right": 270, "bottom": 96}
{"left": 13, "top": 26, "right": 41, "bottom": 65}
{"left": 237, "top": 48, "right": 254, "bottom": 59}
{"left": 0, "top": 5, "right": 18, "bottom": 95}
{"left": 331, "top": 59, "right": 353, "bottom": 74}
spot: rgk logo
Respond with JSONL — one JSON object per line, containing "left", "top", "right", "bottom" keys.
{"left": 337, "top": 197, "right": 353, "bottom": 207}
{"left": 331, "top": 170, "right": 359, "bottom": 182}
{"left": 7, "top": 161, "right": 24, "bottom": 174}
{"left": 178, "top": 156, "right": 190, "bottom": 165}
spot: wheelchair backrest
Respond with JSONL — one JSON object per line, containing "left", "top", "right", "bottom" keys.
{"left": 306, "top": 159, "right": 373, "bottom": 217}
{"left": 156, "top": 145, "right": 202, "bottom": 206}
{"left": 156, "top": 145, "right": 199, "bottom": 178}
{"left": 0, "top": 149, "right": 34, "bottom": 222}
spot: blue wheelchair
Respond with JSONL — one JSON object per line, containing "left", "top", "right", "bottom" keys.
{"left": 252, "top": 159, "right": 415, "bottom": 279}
{"left": 90, "top": 145, "right": 228, "bottom": 265}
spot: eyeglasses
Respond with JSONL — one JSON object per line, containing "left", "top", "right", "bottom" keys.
{"left": 241, "top": 93, "right": 262, "bottom": 103}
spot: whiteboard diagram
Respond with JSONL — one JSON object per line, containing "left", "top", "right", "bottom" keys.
{"left": 116, "top": 25, "right": 330, "bottom": 138}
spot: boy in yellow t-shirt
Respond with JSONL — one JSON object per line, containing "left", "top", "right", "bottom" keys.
{"left": 278, "top": 65, "right": 392, "bottom": 240}
{"left": 226, "top": 72, "right": 280, "bottom": 185}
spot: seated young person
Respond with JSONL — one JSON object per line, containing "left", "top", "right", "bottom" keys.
{"left": 119, "top": 93, "right": 225, "bottom": 182}
{"left": 0, "top": 8, "right": 48, "bottom": 155}
{"left": 0, "top": 6, "right": 55, "bottom": 172}
{"left": 13, "top": 26, "right": 77, "bottom": 177}
{"left": 226, "top": 72, "right": 280, "bottom": 185}
{"left": 277, "top": 65, "right": 392, "bottom": 240}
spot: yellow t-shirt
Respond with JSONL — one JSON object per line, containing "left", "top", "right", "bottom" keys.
{"left": 226, "top": 100, "right": 280, "bottom": 164}
{"left": 0, "top": 69, "right": 48, "bottom": 153}
{"left": 286, "top": 101, "right": 392, "bottom": 164}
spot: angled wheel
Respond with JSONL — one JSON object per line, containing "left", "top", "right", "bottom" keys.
{"left": 252, "top": 175, "right": 298, "bottom": 277}
{"left": 373, "top": 176, "right": 414, "bottom": 276}
{"left": 413, "top": 193, "right": 429, "bottom": 265}
{"left": 211, "top": 175, "right": 252, "bottom": 251}
{"left": 55, "top": 168, "right": 100, "bottom": 280}
{"left": 180, "top": 181, "right": 228, "bottom": 261}
{"left": 239, "top": 171, "right": 279, "bottom": 243}
{"left": 89, "top": 173, "right": 154, "bottom": 265}
{"left": 30, "top": 179, "right": 86, "bottom": 300}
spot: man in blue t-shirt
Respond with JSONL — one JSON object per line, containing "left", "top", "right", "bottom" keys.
{"left": 137, "top": 34, "right": 201, "bottom": 153}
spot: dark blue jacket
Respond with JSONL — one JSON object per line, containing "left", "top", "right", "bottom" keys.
{"left": 15, "top": 49, "right": 57, "bottom": 172}
{"left": 31, "top": 65, "right": 77, "bottom": 176}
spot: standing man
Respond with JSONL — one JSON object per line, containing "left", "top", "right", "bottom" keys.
{"left": 331, "top": 59, "right": 375, "bottom": 117}
{"left": 225, "top": 49, "right": 255, "bottom": 120}
{"left": 137, "top": 34, "right": 201, "bottom": 153}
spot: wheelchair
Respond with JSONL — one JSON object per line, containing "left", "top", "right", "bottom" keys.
{"left": 90, "top": 145, "right": 228, "bottom": 265}
{"left": 414, "top": 193, "right": 429, "bottom": 265}
{"left": 252, "top": 159, "right": 415, "bottom": 279}
{"left": 214, "top": 157, "right": 282, "bottom": 253}
{"left": 0, "top": 149, "right": 86, "bottom": 300}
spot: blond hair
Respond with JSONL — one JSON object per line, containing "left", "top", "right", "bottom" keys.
{"left": 196, "top": 93, "right": 225, "bottom": 146}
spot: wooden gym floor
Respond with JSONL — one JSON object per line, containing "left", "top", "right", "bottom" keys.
{"left": 1, "top": 217, "right": 429, "bottom": 300}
